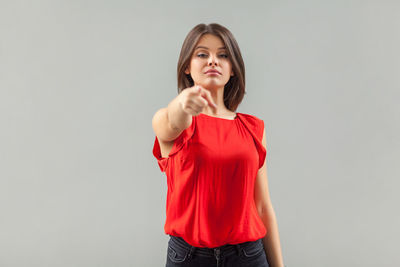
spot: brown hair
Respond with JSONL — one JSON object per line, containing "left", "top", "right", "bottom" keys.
{"left": 177, "top": 23, "right": 246, "bottom": 112}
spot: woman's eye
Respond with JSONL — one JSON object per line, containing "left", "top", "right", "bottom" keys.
{"left": 196, "top": 54, "right": 228, "bottom": 58}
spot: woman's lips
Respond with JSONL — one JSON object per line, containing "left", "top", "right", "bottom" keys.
{"left": 205, "top": 69, "right": 221, "bottom": 75}
{"left": 205, "top": 71, "right": 221, "bottom": 75}
{"left": 206, "top": 72, "right": 220, "bottom": 75}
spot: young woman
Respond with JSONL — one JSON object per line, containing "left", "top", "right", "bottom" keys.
{"left": 152, "top": 23, "right": 285, "bottom": 267}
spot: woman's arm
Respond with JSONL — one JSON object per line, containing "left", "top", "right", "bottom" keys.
{"left": 152, "top": 92, "right": 192, "bottom": 143}
{"left": 254, "top": 128, "right": 285, "bottom": 267}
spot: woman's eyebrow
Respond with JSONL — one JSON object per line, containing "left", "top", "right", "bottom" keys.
{"left": 195, "top": 46, "right": 226, "bottom": 50}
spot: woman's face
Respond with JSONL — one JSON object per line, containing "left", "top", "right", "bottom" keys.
{"left": 185, "top": 34, "right": 234, "bottom": 90}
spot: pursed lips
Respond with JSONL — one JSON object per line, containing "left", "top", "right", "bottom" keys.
{"left": 205, "top": 70, "right": 221, "bottom": 75}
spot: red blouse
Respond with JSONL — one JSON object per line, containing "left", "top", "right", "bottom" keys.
{"left": 152, "top": 112, "right": 267, "bottom": 248}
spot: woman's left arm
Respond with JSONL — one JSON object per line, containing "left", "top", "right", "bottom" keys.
{"left": 254, "top": 128, "right": 285, "bottom": 267}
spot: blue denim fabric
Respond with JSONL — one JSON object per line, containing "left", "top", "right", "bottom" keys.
{"left": 166, "top": 235, "right": 269, "bottom": 267}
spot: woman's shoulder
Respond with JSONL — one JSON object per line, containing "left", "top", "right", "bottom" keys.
{"left": 237, "top": 112, "right": 263, "bottom": 122}
{"left": 237, "top": 112, "right": 265, "bottom": 135}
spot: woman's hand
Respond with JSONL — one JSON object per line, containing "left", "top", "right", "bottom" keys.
{"left": 178, "top": 86, "right": 218, "bottom": 116}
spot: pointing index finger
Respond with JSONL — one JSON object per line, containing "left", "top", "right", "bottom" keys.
{"left": 202, "top": 89, "right": 218, "bottom": 111}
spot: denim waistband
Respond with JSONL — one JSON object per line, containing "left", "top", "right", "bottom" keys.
{"left": 168, "top": 235, "right": 262, "bottom": 258}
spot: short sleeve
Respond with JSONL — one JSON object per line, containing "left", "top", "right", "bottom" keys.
{"left": 237, "top": 113, "right": 267, "bottom": 169}
{"left": 152, "top": 117, "right": 196, "bottom": 172}
{"left": 257, "top": 119, "right": 267, "bottom": 169}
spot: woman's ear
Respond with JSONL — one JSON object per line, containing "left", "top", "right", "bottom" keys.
{"left": 184, "top": 66, "right": 190, "bottom": 75}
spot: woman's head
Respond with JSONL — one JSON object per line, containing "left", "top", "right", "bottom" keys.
{"left": 177, "top": 23, "right": 245, "bottom": 112}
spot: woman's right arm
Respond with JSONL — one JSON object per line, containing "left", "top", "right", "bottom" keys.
{"left": 152, "top": 92, "right": 192, "bottom": 143}
{"left": 152, "top": 86, "right": 217, "bottom": 142}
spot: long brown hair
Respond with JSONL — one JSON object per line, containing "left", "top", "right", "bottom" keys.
{"left": 177, "top": 23, "right": 246, "bottom": 112}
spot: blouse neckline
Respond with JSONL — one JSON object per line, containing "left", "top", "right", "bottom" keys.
{"left": 199, "top": 112, "right": 239, "bottom": 121}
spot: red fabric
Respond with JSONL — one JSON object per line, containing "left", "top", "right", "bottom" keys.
{"left": 152, "top": 112, "right": 267, "bottom": 248}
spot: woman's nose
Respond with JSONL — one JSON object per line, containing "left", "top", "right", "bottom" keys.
{"left": 208, "top": 55, "right": 218, "bottom": 66}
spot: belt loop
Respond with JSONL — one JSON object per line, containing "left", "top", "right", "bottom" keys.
{"left": 214, "top": 247, "right": 221, "bottom": 260}
{"left": 235, "top": 244, "right": 242, "bottom": 256}
{"left": 187, "top": 245, "right": 196, "bottom": 259}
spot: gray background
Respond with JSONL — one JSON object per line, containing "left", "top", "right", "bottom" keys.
{"left": 1, "top": 0, "right": 399, "bottom": 266}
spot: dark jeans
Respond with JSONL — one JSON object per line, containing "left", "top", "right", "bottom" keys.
{"left": 166, "top": 235, "right": 269, "bottom": 267}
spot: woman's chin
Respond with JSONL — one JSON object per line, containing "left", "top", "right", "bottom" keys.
{"left": 198, "top": 81, "right": 223, "bottom": 89}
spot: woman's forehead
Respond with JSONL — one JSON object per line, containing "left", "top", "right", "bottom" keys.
{"left": 196, "top": 34, "right": 225, "bottom": 48}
